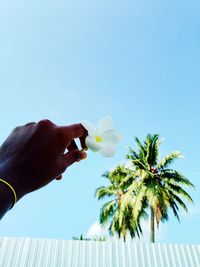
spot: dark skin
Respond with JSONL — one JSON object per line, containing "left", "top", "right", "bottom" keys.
{"left": 0, "top": 119, "right": 88, "bottom": 219}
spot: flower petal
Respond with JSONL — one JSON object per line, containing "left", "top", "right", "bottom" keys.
{"left": 96, "top": 116, "right": 113, "bottom": 134}
{"left": 85, "top": 136, "right": 102, "bottom": 152}
{"left": 81, "top": 120, "right": 96, "bottom": 136}
{"left": 101, "top": 129, "right": 122, "bottom": 144}
{"left": 100, "top": 145, "right": 116, "bottom": 157}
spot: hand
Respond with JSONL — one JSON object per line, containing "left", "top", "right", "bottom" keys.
{"left": 0, "top": 120, "right": 88, "bottom": 201}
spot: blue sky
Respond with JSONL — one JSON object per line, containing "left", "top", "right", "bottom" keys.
{"left": 0, "top": 0, "right": 200, "bottom": 243}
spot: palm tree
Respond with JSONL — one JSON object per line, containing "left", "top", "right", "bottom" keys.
{"left": 72, "top": 235, "right": 106, "bottom": 241}
{"left": 126, "top": 134, "right": 194, "bottom": 243}
{"left": 95, "top": 165, "right": 146, "bottom": 241}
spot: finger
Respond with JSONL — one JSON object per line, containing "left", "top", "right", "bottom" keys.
{"left": 76, "top": 150, "right": 87, "bottom": 162}
{"left": 58, "top": 124, "right": 88, "bottom": 141}
{"left": 25, "top": 122, "right": 36, "bottom": 127}
{"left": 62, "top": 149, "right": 87, "bottom": 169}
{"left": 67, "top": 139, "right": 78, "bottom": 151}
{"left": 80, "top": 134, "right": 88, "bottom": 150}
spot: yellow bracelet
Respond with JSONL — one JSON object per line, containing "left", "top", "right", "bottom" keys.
{"left": 0, "top": 179, "right": 17, "bottom": 209}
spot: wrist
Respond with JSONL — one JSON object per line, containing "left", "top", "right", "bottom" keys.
{"left": 0, "top": 162, "right": 26, "bottom": 201}
{"left": 0, "top": 179, "right": 15, "bottom": 219}
{"left": 0, "top": 180, "right": 14, "bottom": 208}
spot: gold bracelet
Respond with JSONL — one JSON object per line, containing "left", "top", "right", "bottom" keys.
{"left": 0, "top": 179, "right": 17, "bottom": 209}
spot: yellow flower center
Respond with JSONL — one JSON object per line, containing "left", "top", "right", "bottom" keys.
{"left": 95, "top": 135, "right": 103, "bottom": 143}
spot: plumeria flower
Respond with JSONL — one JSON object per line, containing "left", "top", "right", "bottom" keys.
{"left": 81, "top": 116, "right": 122, "bottom": 157}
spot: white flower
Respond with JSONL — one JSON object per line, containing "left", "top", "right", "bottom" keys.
{"left": 81, "top": 116, "right": 122, "bottom": 157}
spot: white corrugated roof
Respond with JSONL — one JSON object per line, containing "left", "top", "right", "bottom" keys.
{"left": 0, "top": 237, "right": 199, "bottom": 267}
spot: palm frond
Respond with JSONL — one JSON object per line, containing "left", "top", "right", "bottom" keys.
{"left": 102, "top": 171, "right": 110, "bottom": 179}
{"left": 95, "top": 186, "right": 116, "bottom": 200}
{"left": 134, "top": 136, "right": 146, "bottom": 158}
{"left": 132, "top": 184, "right": 147, "bottom": 219}
{"left": 160, "top": 169, "right": 194, "bottom": 187}
{"left": 127, "top": 147, "right": 140, "bottom": 160}
{"left": 168, "top": 200, "right": 180, "bottom": 222}
{"left": 99, "top": 200, "right": 117, "bottom": 224}
{"left": 131, "top": 159, "right": 148, "bottom": 171}
{"left": 156, "top": 151, "right": 182, "bottom": 170}
{"left": 145, "top": 134, "right": 160, "bottom": 166}
{"left": 166, "top": 183, "right": 193, "bottom": 203}
{"left": 167, "top": 190, "right": 188, "bottom": 212}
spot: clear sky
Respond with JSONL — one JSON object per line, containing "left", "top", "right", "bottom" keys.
{"left": 0, "top": 0, "right": 200, "bottom": 243}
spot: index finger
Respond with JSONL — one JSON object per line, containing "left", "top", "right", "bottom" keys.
{"left": 57, "top": 123, "right": 88, "bottom": 147}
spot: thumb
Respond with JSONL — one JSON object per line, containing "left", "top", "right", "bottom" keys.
{"left": 62, "top": 149, "right": 87, "bottom": 169}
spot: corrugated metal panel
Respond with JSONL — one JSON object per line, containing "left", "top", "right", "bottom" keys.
{"left": 0, "top": 237, "right": 199, "bottom": 267}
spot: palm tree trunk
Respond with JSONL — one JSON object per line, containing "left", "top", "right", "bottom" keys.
{"left": 123, "top": 235, "right": 126, "bottom": 242}
{"left": 150, "top": 207, "right": 155, "bottom": 243}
